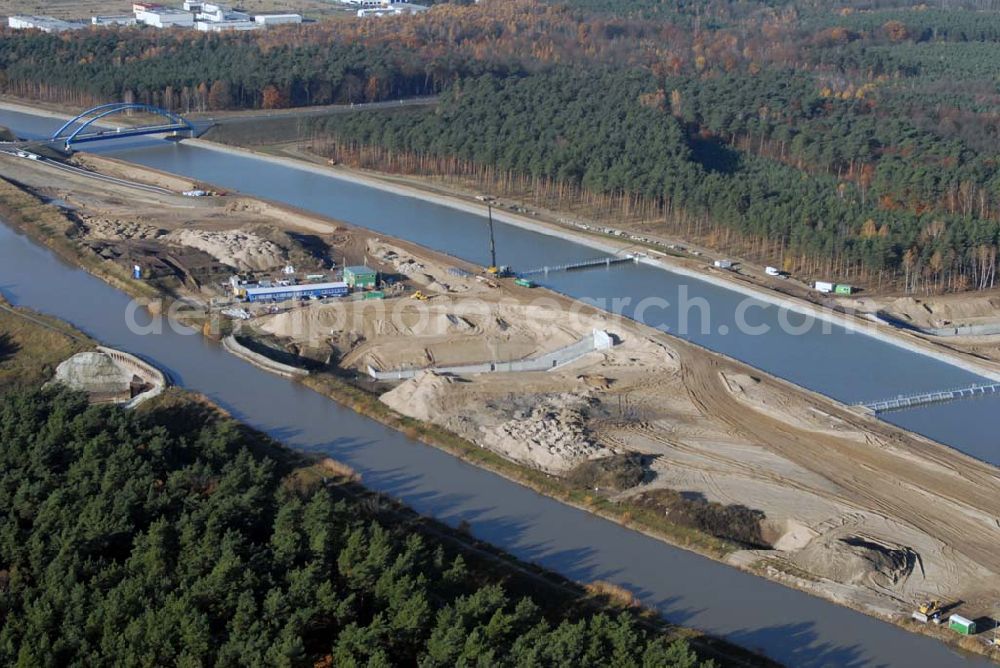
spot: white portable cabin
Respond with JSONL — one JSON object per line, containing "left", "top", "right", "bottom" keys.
{"left": 814, "top": 281, "right": 835, "bottom": 293}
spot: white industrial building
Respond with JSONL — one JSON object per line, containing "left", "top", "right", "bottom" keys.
{"left": 196, "top": 19, "right": 260, "bottom": 31}
{"left": 350, "top": 0, "right": 427, "bottom": 17}
{"left": 8, "top": 15, "right": 85, "bottom": 32}
{"left": 15, "top": 2, "right": 302, "bottom": 33}
{"left": 92, "top": 15, "right": 138, "bottom": 26}
{"left": 196, "top": 2, "right": 250, "bottom": 22}
{"left": 357, "top": 3, "right": 427, "bottom": 16}
{"left": 134, "top": 4, "right": 195, "bottom": 27}
{"left": 343, "top": 0, "right": 413, "bottom": 5}
{"left": 254, "top": 13, "right": 302, "bottom": 25}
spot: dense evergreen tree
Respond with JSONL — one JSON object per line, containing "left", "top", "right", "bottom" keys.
{"left": 319, "top": 68, "right": 999, "bottom": 289}
{"left": 3, "top": 0, "right": 999, "bottom": 289}
{"left": 0, "top": 388, "right": 712, "bottom": 666}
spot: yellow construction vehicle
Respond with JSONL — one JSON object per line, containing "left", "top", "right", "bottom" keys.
{"left": 410, "top": 291, "right": 429, "bottom": 301}
{"left": 912, "top": 600, "right": 942, "bottom": 624}
{"left": 919, "top": 600, "right": 941, "bottom": 617}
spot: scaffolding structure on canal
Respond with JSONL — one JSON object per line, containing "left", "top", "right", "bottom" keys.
{"left": 518, "top": 253, "right": 639, "bottom": 278}
{"left": 858, "top": 382, "right": 1000, "bottom": 414}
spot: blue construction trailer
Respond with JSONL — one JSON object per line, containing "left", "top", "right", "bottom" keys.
{"left": 244, "top": 281, "right": 348, "bottom": 303}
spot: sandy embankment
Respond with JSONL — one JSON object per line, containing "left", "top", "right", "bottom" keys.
{"left": 258, "top": 254, "right": 1000, "bottom": 625}
{"left": 845, "top": 291, "right": 1000, "bottom": 364}
{"left": 4, "top": 132, "right": 1000, "bottom": 635}
{"left": 186, "top": 139, "right": 1000, "bottom": 383}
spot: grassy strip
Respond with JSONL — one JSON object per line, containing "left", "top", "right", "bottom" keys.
{"left": 0, "top": 297, "right": 93, "bottom": 390}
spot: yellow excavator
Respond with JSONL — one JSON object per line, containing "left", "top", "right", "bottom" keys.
{"left": 912, "top": 600, "right": 942, "bottom": 624}
{"left": 410, "top": 291, "right": 429, "bottom": 301}
{"left": 919, "top": 600, "right": 941, "bottom": 617}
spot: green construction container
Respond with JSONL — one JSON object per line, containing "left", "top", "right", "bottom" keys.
{"left": 363, "top": 290, "right": 385, "bottom": 300}
{"left": 344, "top": 266, "right": 378, "bottom": 289}
{"left": 514, "top": 278, "right": 535, "bottom": 288}
{"left": 948, "top": 615, "right": 975, "bottom": 635}
{"left": 834, "top": 284, "right": 854, "bottom": 295}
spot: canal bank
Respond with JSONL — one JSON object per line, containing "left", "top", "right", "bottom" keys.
{"left": 0, "top": 102, "right": 996, "bottom": 664}
{"left": 184, "top": 138, "right": 1000, "bottom": 384}
{"left": 0, "top": 210, "right": 989, "bottom": 668}
{"left": 93, "top": 134, "right": 1000, "bottom": 459}
{"left": 6, "top": 145, "right": 1000, "bottom": 645}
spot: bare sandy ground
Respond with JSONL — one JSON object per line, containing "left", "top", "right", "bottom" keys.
{"left": 260, "top": 296, "right": 597, "bottom": 372}
{"left": 0, "top": 152, "right": 353, "bottom": 289}
{"left": 844, "top": 291, "right": 1000, "bottom": 365}
{"left": 4, "top": 146, "right": 1000, "bottom": 633}
{"left": 260, "top": 275, "right": 1000, "bottom": 623}
{"left": 607, "top": 349, "right": 1000, "bottom": 620}
{"left": 844, "top": 290, "right": 1000, "bottom": 332}
{"left": 73, "top": 154, "right": 198, "bottom": 193}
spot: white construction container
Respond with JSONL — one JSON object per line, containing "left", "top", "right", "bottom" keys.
{"left": 814, "top": 281, "right": 835, "bottom": 293}
{"left": 714, "top": 259, "right": 733, "bottom": 269}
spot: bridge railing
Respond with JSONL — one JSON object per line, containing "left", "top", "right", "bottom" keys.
{"left": 858, "top": 382, "right": 1000, "bottom": 413}
{"left": 51, "top": 103, "right": 194, "bottom": 148}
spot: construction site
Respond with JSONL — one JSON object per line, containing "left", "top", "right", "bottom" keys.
{"left": 2, "top": 147, "right": 1000, "bottom": 650}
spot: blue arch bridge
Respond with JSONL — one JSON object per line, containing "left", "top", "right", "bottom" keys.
{"left": 50, "top": 103, "right": 204, "bottom": 150}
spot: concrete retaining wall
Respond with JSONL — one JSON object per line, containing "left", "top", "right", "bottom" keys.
{"left": 222, "top": 335, "right": 308, "bottom": 378}
{"left": 185, "top": 138, "right": 1000, "bottom": 383}
{"left": 96, "top": 346, "right": 167, "bottom": 408}
{"left": 925, "top": 323, "right": 1000, "bottom": 337}
{"left": 368, "top": 329, "right": 612, "bottom": 381}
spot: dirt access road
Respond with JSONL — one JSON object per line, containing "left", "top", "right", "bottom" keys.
{"left": 3, "top": 146, "right": 1000, "bottom": 649}
{"left": 676, "top": 350, "right": 1000, "bottom": 579}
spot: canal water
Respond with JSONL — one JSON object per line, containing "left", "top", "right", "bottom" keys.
{"left": 107, "top": 137, "right": 1000, "bottom": 463}
{"left": 0, "top": 205, "right": 984, "bottom": 668}
{"left": 5, "top": 107, "right": 998, "bottom": 461}
{"left": 0, "top": 108, "right": 993, "bottom": 665}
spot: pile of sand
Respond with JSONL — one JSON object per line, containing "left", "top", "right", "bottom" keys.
{"left": 789, "top": 533, "right": 915, "bottom": 589}
{"left": 380, "top": 371, "right": 456, "bottom": 422}
{"left": 847, "top": 293, "right": 1000, "bottom": 329}
{"left": 368, "top": 238, "right": 481, "bottom": 294}
{"left": 765, "top": 519, "right": 820, "bottom": 552}
{"left": 382, "top": 376, "right": 611, "bottom": 474}
{"left": 721, "top": 371, "right": 871, "bottom": 444}
{"left": 50, "top": 351, "right": 132, "bottom": 397}
{"left": 479, "top": 394, "right": 611, "bottom": 473}
{"left": 82, "top": 217, "right": 164, "bottom": 241}
{"left": 223, "top": 198, "right": 339, "bottom": 235}
{"left": 260, "top": 297, "right": 598, "bottom": 372}
{"left": 166, "top": 229, "right": 287, "bottom": 271}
